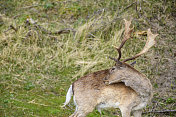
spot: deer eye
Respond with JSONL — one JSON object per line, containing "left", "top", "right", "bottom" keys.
{"left": 111, "top": 67, "right": 116, "bottom": 70}
{"left": 110, "top": 67, "right": 116, "bottom": 72}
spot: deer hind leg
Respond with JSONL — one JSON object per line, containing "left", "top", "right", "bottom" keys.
{"left": 69, "top": 112, "right": 78, "bottom": 117}
{"left": 132, "top": 110, "right": 142, "bottom": 117}
{"left": 69, "top": 107, "right": 94, "bottom": 117}
{"left": 69, "top": 101, "right": 95, "bottom": 117}
{"left": 119, "top": 107, "right": 131, "bottom": 117}
{"left": 69, "top": 106, "right": 78, "bottom": 117}
{"left": 71, "top": 94, "right": 96, "bottom": 117}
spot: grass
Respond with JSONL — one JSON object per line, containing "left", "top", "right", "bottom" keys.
{"left": 0, "top": 0, "right": 176, "bottom": 117}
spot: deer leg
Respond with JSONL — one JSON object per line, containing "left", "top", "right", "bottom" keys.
{"left": 70, "top": 110, "right": 91, "bottom": 117}
{"left": 69, "top": 102, "right": 78, "bottom": 117}
{"left": 69, "top": 112, "right": 78, "bottom": 117}
{"left": 69, "top": 112, "right": 87, "bottom": 117}
{"left": 69, "top": 112, "right": 84, "bottom": 117}
{"left": 78, "top": 106, "right": 95, "bottom": 117}
{"left": 69, "top": 107, "right": 79, "bottom": 117}
{"left": 96, "top": 107, "right": 102, "bottom": 117}
{"left": 69, "top": 105, "right": 95, "bottom": 117}
{"left": 133, "top": 110, "right": 142, "bottom": 117}
{"left": 119, "top": 107, "right": 131, "bottom": 117}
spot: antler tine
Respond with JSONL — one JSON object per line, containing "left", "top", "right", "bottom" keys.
{"left": 116, "top": 19, "right": 133, "bottom": 61}
{"left": 109, "top": 56, "right": 119, "bottom": 62}
{"left": 123, "top": 29, "right": 158, "bottom": 62}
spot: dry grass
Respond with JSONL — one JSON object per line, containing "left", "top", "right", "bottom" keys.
{"left": 0, "top": 0, "right": 175, "bottom": 117}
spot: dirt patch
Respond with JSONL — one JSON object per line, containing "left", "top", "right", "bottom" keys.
{"left": 146, "top": 17, "right": 176, "bottom": 116}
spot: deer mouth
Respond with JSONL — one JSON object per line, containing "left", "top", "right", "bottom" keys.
{"left": 109, "top": 80, "right": 119, "bottom": 85}
{"left": 108, "top": 77, "right": 126, "bottom": 85}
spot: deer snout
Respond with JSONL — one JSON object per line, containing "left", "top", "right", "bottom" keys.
{"left": 103, "top": 76, "right": 109, "bottom": 85}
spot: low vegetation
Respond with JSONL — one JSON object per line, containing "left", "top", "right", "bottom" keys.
{"left": 0, "top": 0, "right": 175, "bottom": 116}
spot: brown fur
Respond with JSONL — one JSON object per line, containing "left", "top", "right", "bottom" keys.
{"left": 67, "top": 63, "right": 152, "bottom": 117}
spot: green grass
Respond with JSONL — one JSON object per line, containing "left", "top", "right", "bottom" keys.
{"left": 0, "top": 0, "right": 175, "bottom": 117}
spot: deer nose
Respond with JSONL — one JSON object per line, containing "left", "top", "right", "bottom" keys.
{"left": 103, "top": 77, "right": 110, "bottom": 85}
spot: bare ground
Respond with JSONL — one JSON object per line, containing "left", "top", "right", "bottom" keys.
{"left": 145, "top": 17, "right": 176, "bottom": 116}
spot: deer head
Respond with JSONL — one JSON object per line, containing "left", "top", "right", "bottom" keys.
{"left": 106, "top": 19, "right": 158, "bottom": 86}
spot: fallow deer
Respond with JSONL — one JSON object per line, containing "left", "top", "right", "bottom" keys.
{"left": 62, "top": 19, "right": 158, "bottom": 117}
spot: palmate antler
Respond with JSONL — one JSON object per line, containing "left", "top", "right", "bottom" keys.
{"left": 109, "top": 19, "right": 133, "bottom": 63}
{"left": 123, "top": 29, "right": 158, "bottom": 62}
{"left": 110, "top": 19, "right": 133, "bottom": 63}
{"left": 110, "top": 19, "right": 158, "bottom": 64}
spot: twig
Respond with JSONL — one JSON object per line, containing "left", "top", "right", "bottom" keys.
{"left": 4, "top": 25, "right": 18, "bottom": 33}
{"left": 22, "top": 4, "right": 42, "bottom": 9}
{"left": 143, "top": 110, "right": 176, "bottom": 114}
{"left": 13, "top": 14, "right": 21, "bottom": 19}
{"left": 49, "top": 28, "right": 76, "bottom": 35}
{"left": 28, "top": 99, "right": 50, "bottom": 107}
{"left": 108, "top": 1, "right": 137, "bottom": 25}
{"left": 10, "top": 25, "right": 18, "bottom": 32}
{"left": 25, "top": 18, "right": 76, "bottom": 35}
{"left": 4, "top": 27, "right": 12, "bottom": 33}
{"left": 123, "top": 1, "right": 137, "bottom": 11}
